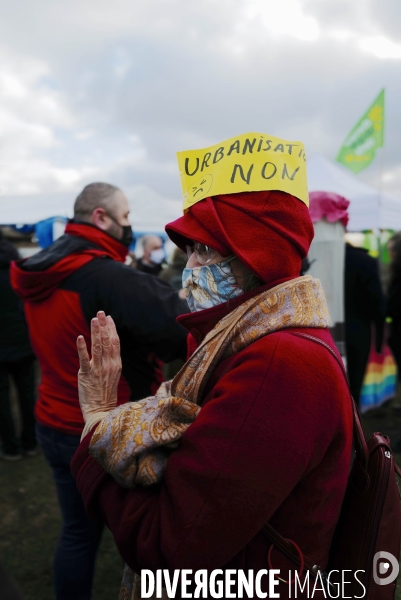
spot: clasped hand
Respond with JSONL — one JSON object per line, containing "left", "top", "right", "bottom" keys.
{"left": 76, "top": 311, "right": 122, "bottom": 423}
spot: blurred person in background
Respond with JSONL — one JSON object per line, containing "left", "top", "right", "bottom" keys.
{"left": 345, "top": 242, "right": 386, "bottom": 406}
{"left": 387, "top": 233, "right": 401, "bottom": 400}
{"left": 136, "top": 234, "right": 166, "bottom": 276}
{"left": 159, "top": 246, "right": 188, "bottom": 378}
{"left": 126, "top": 250, "right": 137, "bottom": 269}
{"left": 159, "top": 246, "right": 187, "bottom": 290}
{"left": 0, "top": 234, "right": 36, "bottom": 460}
{"left": 10, "top": 183, "right": 188, "bottom": 600}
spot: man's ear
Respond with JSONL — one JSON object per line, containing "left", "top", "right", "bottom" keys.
{"left": 91, "top": 208, "right": 109, "bottom": 231}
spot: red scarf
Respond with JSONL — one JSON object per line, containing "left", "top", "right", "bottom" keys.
{"left": 11, "top": 223, "right": 128, "bottom": 303}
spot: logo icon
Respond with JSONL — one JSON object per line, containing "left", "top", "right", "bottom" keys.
{"left": 373, "top": 551, "right": 399, "bottom": 586}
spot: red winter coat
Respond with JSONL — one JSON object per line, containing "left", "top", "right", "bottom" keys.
{"left": 72, "top": 283, "right": 353, "bottom": 599}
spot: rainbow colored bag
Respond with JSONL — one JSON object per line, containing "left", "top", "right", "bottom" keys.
{"left": 360, "top": 343, "right": 397, "bottom": 413}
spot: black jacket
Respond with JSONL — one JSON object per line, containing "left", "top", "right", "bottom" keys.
{"left": 345, "top": 244, "right": 385, "bottom": 351}
{"left": 11, "top": 223, "right": 188, "bottom": 435}
{"left": 0, "top": 240, "right": 34, "bottom": 363}
{"left": 387, "top": 264, "right": 401, "bottom": 357}
{"left": 60, "top": 257, "right": 188, "bottom": 395}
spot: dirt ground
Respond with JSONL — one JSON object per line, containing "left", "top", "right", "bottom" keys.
{"left": 1, "top": 384, "right": 401, "bottom": 599}
{"left": 1, "top": 377, "right": 122, "bottom": 600}
{"left": 0, "top": 453, "right": 123, "bottom": 600}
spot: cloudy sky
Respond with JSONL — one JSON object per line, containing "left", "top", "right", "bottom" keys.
{"left": 0, "top": 0, "right": 400, "bottom": 229}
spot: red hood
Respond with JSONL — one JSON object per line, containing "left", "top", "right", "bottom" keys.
{"left": 165, "top": 191, "right": 313, "bottom": 285}
{"left": 11, "top": 222, "right": 128, "bottom": 303}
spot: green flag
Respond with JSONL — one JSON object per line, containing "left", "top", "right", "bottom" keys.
{"left": 336, "top": 89, "right": 385, "bottom": 174}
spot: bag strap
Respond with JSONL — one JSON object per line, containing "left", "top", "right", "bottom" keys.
{"left": 261, "top": 522, "right": 317, "bottom": 572}
{"left": 289, "top": 332, "right": 369, "bottom": 470}
{"left": 261, "top": 331, "right": 369, "bottom": 578}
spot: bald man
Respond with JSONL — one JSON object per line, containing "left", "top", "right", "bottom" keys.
{"left": 11, "top": 182, "right": 188, "bottom": 600}
{"left": 137, "top": 234, "right": 166, "bottom": 276}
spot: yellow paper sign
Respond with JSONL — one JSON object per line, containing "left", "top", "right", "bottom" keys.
{"left": 177, "top": 132, "right": 308, "bottom": 211}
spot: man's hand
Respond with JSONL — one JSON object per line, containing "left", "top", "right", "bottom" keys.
{"left": 76, "top": 311, "right": 122, "bottom": 423}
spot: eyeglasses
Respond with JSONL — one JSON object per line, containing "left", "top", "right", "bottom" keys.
{"left": 186, "top": 242, "right": 215, "bottom": 265}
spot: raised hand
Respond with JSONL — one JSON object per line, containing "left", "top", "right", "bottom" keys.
{"left": 76, "top": 311, "right": 122, "bottom": 423}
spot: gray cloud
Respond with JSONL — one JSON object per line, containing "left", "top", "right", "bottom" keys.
{"left": 0, "top": 0, "right": 401, "bottom": 226}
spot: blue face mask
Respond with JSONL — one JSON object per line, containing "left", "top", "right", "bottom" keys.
{"left": 182, "top": 258, "right": 243, "bottom": 312}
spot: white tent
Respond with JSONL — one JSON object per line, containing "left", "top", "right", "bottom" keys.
{"left": 308, "top": 155, "right": 401, "bottom": 231}
{"left": 3, "top": 156, "right": 401, "bottom": 232}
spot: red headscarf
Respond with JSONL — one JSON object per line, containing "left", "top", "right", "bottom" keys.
{"left": 165, "top": 191, "right": 314, "bottom": 285}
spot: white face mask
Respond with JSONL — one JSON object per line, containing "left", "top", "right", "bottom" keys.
{"left": 150, "top": 248, "right": 165, "bottom": 264}
{"left": 182, "top": 258, "right": 243, "bottom": 312}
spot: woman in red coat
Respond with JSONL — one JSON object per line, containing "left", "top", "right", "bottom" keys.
{"left": 72, "top": 190, "right": 353, "bottom": 599}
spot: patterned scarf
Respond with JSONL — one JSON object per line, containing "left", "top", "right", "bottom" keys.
{"left": 90, "top": 276, "right": 329, "bottom": 488}
{"left": 88, "top": 276, "right": 330, "bottom": 600}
